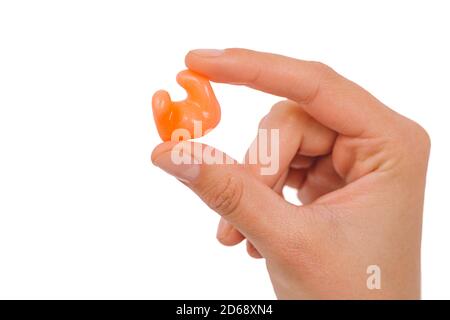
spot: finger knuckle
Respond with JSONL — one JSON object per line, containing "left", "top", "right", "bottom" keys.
{"left": 310, "top": 61, "right": 336, "bottom": 80}
{"left": 402, "top": 120, "right": 431, "bottom": 155}
{"left": 270, "top": 100, "right": 297, "bottom": 114}
{"left": 257, "top": 115, "right": 267, "bottom": 128}
{"left": 304, "top": 61, "right": 337, "bottom": 103}
{"left": 268, "top": 100, "right": 308, "bottom": 126}
{"left": 415, "top": 124, "right": 431, "bottom": 152}
{"left": 202, "top": 174, "right": 244, "bottom": 218}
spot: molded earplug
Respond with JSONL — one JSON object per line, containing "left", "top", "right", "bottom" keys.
{"left": 152, "top": 70, "right": 221, "bottom": 141}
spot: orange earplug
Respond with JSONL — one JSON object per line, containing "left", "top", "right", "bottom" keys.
{"left": 152, "top": 70, "right": 221, "bottom": 141}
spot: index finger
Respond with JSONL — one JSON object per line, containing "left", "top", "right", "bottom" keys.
{"left": 185, "top": 48, "right": 394, "bottom": 136}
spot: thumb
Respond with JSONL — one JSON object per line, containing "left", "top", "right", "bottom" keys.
{"left": 151, "top": 141, "right": 294, "bottom": 254}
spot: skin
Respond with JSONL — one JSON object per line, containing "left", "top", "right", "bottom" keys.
{"left": 152, "top": 48, "right": 430, "bottom": 299}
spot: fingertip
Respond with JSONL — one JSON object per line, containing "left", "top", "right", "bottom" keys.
{"left": 185, "top": 48, "right": 232, "bottom": 80}
{"left": 246, "top": 240, "right": 263, "bottom": 259}
{"left": 151, "top": 141, "right": 179, "bottom": 164}
{"left": 216, "top": 219, "right": 245, "bottom": 246}
{"left": 186, "top": 47, "right": 227, "bottom": 60}
{"left": 185, "top": 49, "right": 210, "bottom": 70}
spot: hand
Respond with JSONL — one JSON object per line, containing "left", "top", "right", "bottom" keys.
{"left": 151, "top": 48, "right": 430, "bottom": 299}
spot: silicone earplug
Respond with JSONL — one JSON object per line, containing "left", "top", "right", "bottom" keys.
{"left": 152, "top": 70, "right": 221, "bottom": 141}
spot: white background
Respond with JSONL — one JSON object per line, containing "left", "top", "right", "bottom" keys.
{"left": 0, "top": 0, "right": 449, "bottom": 299}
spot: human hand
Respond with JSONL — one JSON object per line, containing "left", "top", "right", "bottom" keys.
{"left": 151, "top": 48, "right": 430, "bottom": 299}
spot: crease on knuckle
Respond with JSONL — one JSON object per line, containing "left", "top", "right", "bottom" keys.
{"left": 247, "top": 65, "right": 262, "bottom": 86}
{"left": 203, "top": 174, "right": 243, "bottom": 218}
{"left": 304, "top": 61, "right": 336, "bottom": 104}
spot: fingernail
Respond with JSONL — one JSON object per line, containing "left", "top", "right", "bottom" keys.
{"left": 217, "top": 219, "right": 232, "bottom": 239}
{"left": 153, "top": 150, "right": 200, "bottom": 183}
{"left": 190, "top": 49, "right": 224, "bottom": 57}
